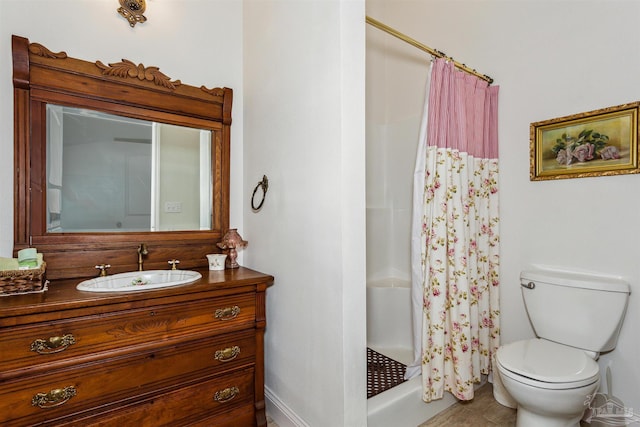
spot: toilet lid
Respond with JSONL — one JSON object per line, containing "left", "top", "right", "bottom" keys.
{"left": 497, "top": 339, "right": 599, "bottom": 384}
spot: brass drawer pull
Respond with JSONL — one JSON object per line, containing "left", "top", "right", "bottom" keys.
{"left": 214, "top": 386, "right": 239, "bottom": 403}
{"left": 214, "top": 305, "right": 240, "bottom": 320}
{"left": 32, "top": 386, "right": 77, "bottom": 409}
{"left": 30, "top": 334, "right": 76, "bottom": 354}
{"left": 214, "top": 345, "right": 240, "bottom": 362}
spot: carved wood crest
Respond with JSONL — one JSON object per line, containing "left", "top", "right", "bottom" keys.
{"left": 96, "top": 59, "right": 182, "bottom": 90}
{"left": 28, "top": 43, "right": 67, "bottom": 60}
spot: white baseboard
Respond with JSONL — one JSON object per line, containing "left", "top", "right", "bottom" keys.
{"left": 265, "top": 386, "right": 310, "bottom": 427}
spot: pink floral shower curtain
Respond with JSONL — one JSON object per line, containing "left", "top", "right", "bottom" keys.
{"left": 408, "top": 58, "right": 500, "bottom": 402}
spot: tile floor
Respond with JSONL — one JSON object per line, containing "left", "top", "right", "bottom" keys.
{"left": 419, "top": 383, "right": 589, "bottom": 427}
{"left": 418, "top": 384, "right": 515, "bottom": 426}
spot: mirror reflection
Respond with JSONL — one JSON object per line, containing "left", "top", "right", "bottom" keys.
{"left": 46, "top": 105, "right": 212, "bottom": 233}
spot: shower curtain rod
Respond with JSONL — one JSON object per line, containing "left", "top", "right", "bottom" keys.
{"left": 366, "top": 16, "right": 494, "bottom": 85}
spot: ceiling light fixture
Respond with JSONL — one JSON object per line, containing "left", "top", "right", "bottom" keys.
{"left": 118, "top": 0, "right": 147, "bottom": 27}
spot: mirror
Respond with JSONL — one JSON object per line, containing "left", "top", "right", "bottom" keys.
{"left": 12, "top": 35, "right": 232, "bottom": 279}
{"left": 46, "top": 105, "right": 212, "bottom": 233}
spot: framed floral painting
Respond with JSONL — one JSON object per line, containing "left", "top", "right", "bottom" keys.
{"left": 530, "top": 102, "right": 640, "bottom": 181}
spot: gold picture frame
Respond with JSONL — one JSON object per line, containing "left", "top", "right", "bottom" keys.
{"left": 530, "top": 102, "right": 640, "bottom": 181}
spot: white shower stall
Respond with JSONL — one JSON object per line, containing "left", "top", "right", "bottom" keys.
{"left": 365, "top": 109, "right": 458, "bottom": 427}
{"left": 365, "top": 14, "right": 458, "bottom": 427}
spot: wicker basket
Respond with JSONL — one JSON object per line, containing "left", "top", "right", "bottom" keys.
{"left": 0, "top": 262, "right": 47, "bottom": 296}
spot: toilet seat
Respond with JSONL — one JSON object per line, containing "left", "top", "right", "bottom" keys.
{"left": 496, "top": 338, "right": 599, "bottom": 390}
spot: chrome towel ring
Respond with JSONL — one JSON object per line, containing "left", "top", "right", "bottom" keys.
{"left": 251, "top": 175, "right": 269, "bottom": 211}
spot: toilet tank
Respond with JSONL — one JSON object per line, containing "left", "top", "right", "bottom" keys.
{"left": 521, "top": 269, "right": 630, "bottom": 352}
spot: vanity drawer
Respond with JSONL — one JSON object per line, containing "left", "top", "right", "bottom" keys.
{"left": 0, "top": 293, "right": 256, "bottom": 376}
{"left": 183, "top": 403, "right": 257, "bottom": 427}
{"left": 64, "top": 369, "right": 256, "bottom": 427}
{"left": 0, "top": 331, "right": 256, "bottom": 426}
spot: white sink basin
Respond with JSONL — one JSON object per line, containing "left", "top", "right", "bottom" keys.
{"left": 77, "top": 270, "right": 202, "bottom": 292}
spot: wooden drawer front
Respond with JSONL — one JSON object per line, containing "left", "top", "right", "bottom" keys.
{"left": 184, "top": 403, "right": 257, "bottom": 427}
{"left": 65, "top": 369, "right": 255, "bottom": 427}
{"left": 0, "top": 293, "right": 256, "bottom": 376}
{"left": 0, "top": 331, "right": 256, "bottom": 426}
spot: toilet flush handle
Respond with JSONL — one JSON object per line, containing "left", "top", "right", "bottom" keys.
{"left": 521, "top": 281, "right": 536, "bottom": 290}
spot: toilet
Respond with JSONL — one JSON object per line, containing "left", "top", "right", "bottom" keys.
{"left": 495, "top": 269, "right": 630, "bottom": 427}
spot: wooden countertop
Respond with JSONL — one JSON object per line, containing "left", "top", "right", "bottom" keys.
{"left": 0, "top": 267, "right": 273, "bottom": 326}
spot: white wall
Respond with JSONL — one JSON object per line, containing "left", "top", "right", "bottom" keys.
{"left": 157, "top": 125, "right": 201, "bottom": 231}
{"left": 367, "top": 0, "right": 640, "bottom": 414}
{"left": 0, "top": 0, "right": 244, "bottom": 256}
{"left": 243, "top": 1, "right": 367, "bottom": 426}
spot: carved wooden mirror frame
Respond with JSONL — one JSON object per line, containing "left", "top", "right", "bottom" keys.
{"left": 12, "top": 35, "right": 232, "bottom": 280}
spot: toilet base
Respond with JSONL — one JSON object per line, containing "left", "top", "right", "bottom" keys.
{"left": 497, "top": 361, "right": 599, "bottom": 427}
{"left": 516, "top": 405, "right": 582, "bottom": 427}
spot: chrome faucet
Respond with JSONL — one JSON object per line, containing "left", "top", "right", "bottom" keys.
{"left": 137, "top": 243, "right": 148, "bottom": 271}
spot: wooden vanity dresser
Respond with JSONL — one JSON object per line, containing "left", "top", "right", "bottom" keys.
{"left": 0, "top": 268, "right": 272, "bottom": 426}
{"left": 5, "top": 35, "right": 273, "bottom": 426}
